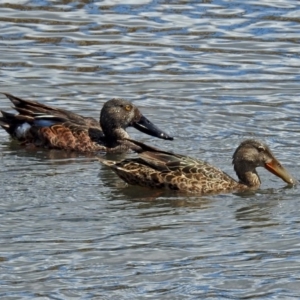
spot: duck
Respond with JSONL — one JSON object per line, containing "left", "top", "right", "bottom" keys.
{"left": 0, "top": 93, "right": 173, "bottom": 153}
{"left": 98, "top": 139, "right": 295, "bottom": 194}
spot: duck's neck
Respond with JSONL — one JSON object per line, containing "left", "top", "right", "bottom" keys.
{"left": 103, "top": 126, "right": 130, "bottom": 147}
{"left": 234, "top": 163, "right": 261, "bottom": 188}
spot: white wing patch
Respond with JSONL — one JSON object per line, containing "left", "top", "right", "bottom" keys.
{"left": 15, "top": 122, "right": 31, "bottom": 139}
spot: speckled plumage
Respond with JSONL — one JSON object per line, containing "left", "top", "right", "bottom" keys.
{"left": 99, "top": 139, "right": 295, "bottom": 194}
{"left": 0, "top": 93, "right": 173, "bottom": 153}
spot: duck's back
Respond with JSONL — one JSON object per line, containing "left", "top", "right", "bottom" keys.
{"left": 109, "top": 148, "right": 244, "bottom": 194}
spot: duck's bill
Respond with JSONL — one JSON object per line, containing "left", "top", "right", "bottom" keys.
{"left": 133, "top": 115, "right": 173, "bottom": 140}
{"left": 265, "top": 159, "right": 295, "bottom": 185}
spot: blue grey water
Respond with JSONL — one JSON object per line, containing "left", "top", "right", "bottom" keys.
{"left": 0, "top": 0, "right": 300, "bottom": 299}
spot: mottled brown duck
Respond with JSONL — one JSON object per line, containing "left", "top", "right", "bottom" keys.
{"left": 0, "top": 93, "right": 173, "bottom": 153}
{"left": 98, "top": 139, "right": 295, "bottom": 194}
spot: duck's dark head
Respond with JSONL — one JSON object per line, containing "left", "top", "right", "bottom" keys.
{"left": 232, "top": 139, "right": 295, "bottom": 186}
{"left": 100, "top": 98, "right": 173, "bottom": 142}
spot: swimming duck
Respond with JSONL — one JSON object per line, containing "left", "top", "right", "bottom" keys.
{"left": 98, "top": 139, "right": 295, "bottom": 194}
{"left": 0, "top": 93, "right": 173, "bottom": 153}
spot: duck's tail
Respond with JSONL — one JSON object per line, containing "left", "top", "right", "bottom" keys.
{"left": 0, "top": 110, "right": 32, "bottom": 139}
{"left": 0, "top": 92, "right": 60, "bottom": 140}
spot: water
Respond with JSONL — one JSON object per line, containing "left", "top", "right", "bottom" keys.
{"left": 1, "top": 0, "right": 300, "bottom": 298}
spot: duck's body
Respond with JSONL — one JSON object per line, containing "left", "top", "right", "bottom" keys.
{"left": 99, "top": 139, "right": 295, "bottom": 194}
{"left": 0, "top": 93, "right": 173, "bottom": 153}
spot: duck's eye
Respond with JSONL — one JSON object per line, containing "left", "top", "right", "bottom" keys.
{"left": 257, "top": 146, "right": 265, "bottom": 152}
{"left": 125, "top": 104, "right": 132, "bottom": 111}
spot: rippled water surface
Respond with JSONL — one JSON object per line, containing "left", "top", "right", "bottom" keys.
{"left": 1, "top": 0, "right": 300, "bottom": 298}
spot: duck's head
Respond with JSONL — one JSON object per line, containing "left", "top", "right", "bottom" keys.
{"left": 232, "top": 139, "right": 295, "bottom": 185}
{"left": 100, "top": 98, "right": 173, "bottom": 140}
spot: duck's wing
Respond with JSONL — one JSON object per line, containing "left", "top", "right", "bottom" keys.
{"left": 125, "top": 138, "right": 231, "bottom": 176}
{"left": 3, "top": 93, "right": 100, "bottom": 128}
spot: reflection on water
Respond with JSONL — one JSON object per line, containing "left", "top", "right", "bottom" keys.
{"left": 1, "top": 0, "right": 300, "bottom": 299}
